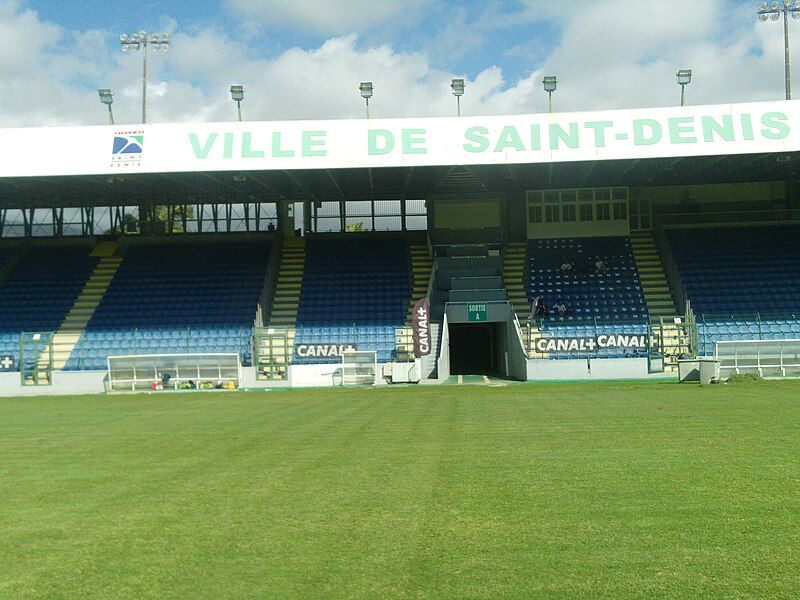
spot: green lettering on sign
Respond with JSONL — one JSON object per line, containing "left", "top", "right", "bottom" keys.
{"left": 467, "top": 303, "right": 488, "bottom": 322}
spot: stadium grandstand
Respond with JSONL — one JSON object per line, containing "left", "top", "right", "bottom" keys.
{"left": 2, "top": 99, "right": 800, "bottom": 393}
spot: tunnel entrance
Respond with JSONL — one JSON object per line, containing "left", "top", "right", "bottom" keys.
{"left": 449, "top": 323, "right": 501, "bottom": 376}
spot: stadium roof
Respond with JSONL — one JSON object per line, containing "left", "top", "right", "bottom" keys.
{"left": 1, "top": 100, "right": 799, "bottom": 207}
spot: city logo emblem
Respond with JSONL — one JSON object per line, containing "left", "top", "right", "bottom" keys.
{"left": 111, "top": 131, "right": 144, "bottom": 167}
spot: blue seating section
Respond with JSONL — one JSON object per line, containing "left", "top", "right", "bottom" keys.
{"left": 526, "top": 237, "right": 648, "bottom": 320}
{"left": 667, "top": 225, "right": 800, "bottom": 313}
{"left": 0, "top": 247, "right": 97, "bottom": 365}
{"left": 536, "top": 321, "right": 649, "bottom": 359}
{"left": 65, "top": 241, "right": 270, "bottom": 370}
{"left": 666, "top": 225, "right": 800, "bottom": 355}
{"left": 293, "top": 236, "right": 412, "bottom": 364}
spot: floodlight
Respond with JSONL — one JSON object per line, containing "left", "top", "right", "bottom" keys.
{"left": 543, "top": 75, "right": 558, "bottom": 92}
{"left": 771, "top": 12, "right": 780, "bottom": 19}
{"left": 359, "top": 81, "right": 373, "bottom": 99}
{"left": 676, "top": 69, "right": 692, "bottom": 85}
{"left": 118, "top": 29, "right": 173, "bottom": 124}
{"left": 230, "top": 85, "right": 245, "bottom": 101}
{"left": 772, "top": 1, "right": 780, "bottom": 8}
{"left": 794, "top": 10, "right": 800, "bottom": 18}
{"left": 451, "top": 78, "right": 465, "bottom": 96}
{"left": 98, "top": 89, "right": 114, "bottom": 105}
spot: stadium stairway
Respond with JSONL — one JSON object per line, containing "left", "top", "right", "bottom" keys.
{"left": 405, "top": 244, "right": 433, "bottom": 321}
{"left": 52, "top": 241, "right": 122, "bottom": 370}
{"left": 268, "top": 237, "right": 306, "bottom": 326}
{"left": 503, "top": 242, "right": 529, "bottom": 321}
{"left": 630, "top": 231, "right": 677, "bottom": 317}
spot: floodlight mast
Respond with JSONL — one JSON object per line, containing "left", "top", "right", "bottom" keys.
{"left": 359, "top": 82, "right": 373, "bottom": 119}
{"left": 230, "top": 85, "right": 245, "bottom": 122}
{"left": 543, "top": 76, "right": 557, "bottom": 113}
{"left": 98, "top": 89, "right": 115, "bottom": 124}
{"left": 119, "top": 31, "right": 171, "bottom": 123}
{"left": 757, "top": 0, "right": 800, "bottom": 100}
{"left": 676, "top": 69, "right": 692, "bottom": 106}
{"left": 451, "top": 78, "right": 465, "bottom": 116}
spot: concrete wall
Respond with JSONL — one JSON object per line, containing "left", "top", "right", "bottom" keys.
{"left": 526, "top": 358, "right": 668, "bottom": 381}
{"left": 0, "top": 371, "right": 107, "bottom": 397}
{"left": 506, "top": 318, "right": 529, "bottom": 381}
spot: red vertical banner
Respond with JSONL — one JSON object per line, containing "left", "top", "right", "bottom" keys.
{"left": 411, "top": 297, "right": 431, "bottom": 357}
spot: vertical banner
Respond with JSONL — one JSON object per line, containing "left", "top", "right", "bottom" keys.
{"left": 412, "top": 297, "right": 431, "bottom": 357}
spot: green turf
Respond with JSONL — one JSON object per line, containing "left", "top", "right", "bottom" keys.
{"left": 2, "top": 381, "right": 799, "bottom": 598}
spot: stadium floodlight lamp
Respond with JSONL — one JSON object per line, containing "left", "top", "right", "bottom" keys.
{"left": 98, "top": 89, "right": 115, "bottom": 125}
{"left": 542, "top": 75, "right": 557, "bottom": 112}
{"left": 359, "top": 81, "right": 373, "bottom": 118}
{"left": 119, "top": 30, "right": 172, "bottom": 123}
{"left": 451, "top": 78, "right": 465, "bottom": 116}
{"left": 230, "top": 85, "right": 245, "bottom": 122}
{"left": 757, "top": 0, "right": 800, "bottom": 99}
{"left": 676, "top": 69, "right": 692, "bottom": 106}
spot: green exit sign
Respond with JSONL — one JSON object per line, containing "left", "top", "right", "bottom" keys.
{"left": 467, "top": 303, "right": 488, "bottom": 322}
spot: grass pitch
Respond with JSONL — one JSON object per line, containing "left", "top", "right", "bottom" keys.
{"left": 2, "top": 381, "right": 799, "bottom": 598}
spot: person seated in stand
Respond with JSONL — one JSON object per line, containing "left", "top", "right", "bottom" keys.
{"left": 594, "top": 258, "right": 608, "bottom": 275}
{"left": 553, "top": 297, "right": 571, "bottom": 316}
{"left": 160, "top": 372, "right": 171, "bottom": 390}
{"left": 559, "top": 261, "right": 573, "bottom": 275}
{"left": 580, "top": 259, "right": 593, "bottom": 277}
{"left": 531, "top": 296, "right": 549, "bottom": 317}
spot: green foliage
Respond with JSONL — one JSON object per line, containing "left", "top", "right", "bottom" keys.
{"left": 2, "top": 381, "right": 800, "bottom": 597}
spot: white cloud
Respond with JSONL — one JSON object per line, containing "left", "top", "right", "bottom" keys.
{"left": 225, "top": 0, "right": 432, "bottom": 34}
{"left": 0, "top": 0, "right": 797, "bottom": 128}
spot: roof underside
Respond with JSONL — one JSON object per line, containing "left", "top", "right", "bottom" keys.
{"left": 1, "top": 152, "right": 798, "bottom": 209}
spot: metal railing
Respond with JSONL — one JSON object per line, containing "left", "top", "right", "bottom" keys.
{"left": 653, "top": 209, "right": 797, "bottom": 228}
{"left": 697, "top": 312, "right": 800, "bottom": 355}
{"left": 715, "top": 338, "right": 800, "bottom": 379}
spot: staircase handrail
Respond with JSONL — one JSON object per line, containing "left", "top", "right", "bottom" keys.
{"left": 650, "top": 226, "right": 687, "bottom": 311}
{"left": 257, "top": 234, "right": 284, "bottom": 328}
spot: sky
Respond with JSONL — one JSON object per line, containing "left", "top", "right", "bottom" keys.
{"left": 0, "top": 0, "right": 796, "bottom": 127}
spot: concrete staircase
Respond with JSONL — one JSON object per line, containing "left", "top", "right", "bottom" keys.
{"left": 503, "top": 242, "right": 529, "bottom": 321}
{"left": 268, "top": 237, "right": 306, "bottom": 326}
{"left": 51, "top": 241, "right": 122, "bottom": 370}
{"left": 405, "top": 244, "right": 433, "bottom": 322}
{"left": 630, "top": 231, "right": 677, "bottom": 318}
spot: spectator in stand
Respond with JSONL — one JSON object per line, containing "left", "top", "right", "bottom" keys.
{"left": 580, "top": 258, "right": 593, "bottom": 277}
{"left": 595, "top": 258, "right": 608, "bottom": 275}
{"left": 530, "top": 295, "right": 548, "bottom": 319}
{"left": 560, "top": 260, "right": 573, "bottom": 275}
{"left": 553, "top": 297, "right": 571, "bottom": 316}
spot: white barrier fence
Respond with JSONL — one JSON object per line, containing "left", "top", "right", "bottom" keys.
{"left": 107, "top": 353, "right": 242, "bottom": 391}
{"left": 341, "top": 351, "right": 377, "bottom": 386}
{"left": 714, "top": 339, "right": 800, "bottom": 379}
